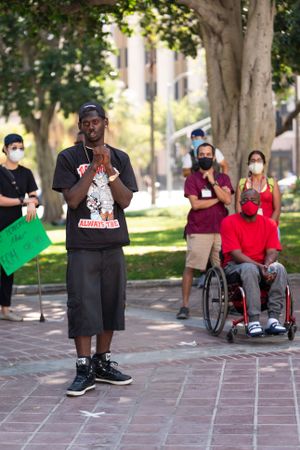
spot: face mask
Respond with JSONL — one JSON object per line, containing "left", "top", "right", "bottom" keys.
{"left": 8, "top": 149, "right": 24, "bottom": 163}
{"left": 192, "top": 139, "right": 205, "bottom": 151}
{"left": 248, "top": 162, "right": 264, "bottom": 175}
{"left": 198, "top": 157, "right": 213, "bottom": 171}
{"left": 241, "top": 200, "right": 259, "bottom": 217}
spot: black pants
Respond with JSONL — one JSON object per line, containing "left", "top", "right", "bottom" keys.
{"left": 0, "top": 266, "right": 13, "bottom": 307}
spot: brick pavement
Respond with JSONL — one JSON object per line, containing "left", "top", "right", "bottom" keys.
{"left": 0, "top": 277, "right": 300, "bottom": 450}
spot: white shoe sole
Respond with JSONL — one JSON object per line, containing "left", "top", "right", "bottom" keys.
{"left": 66, "top": 383, "right": 96, "bottom": 397}
{"left": 95, "top": 377, "right": 133, "bottom": 386}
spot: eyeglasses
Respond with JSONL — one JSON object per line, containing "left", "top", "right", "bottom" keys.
{"left": 240, "top": 197, "right": 260, "bottom": 205}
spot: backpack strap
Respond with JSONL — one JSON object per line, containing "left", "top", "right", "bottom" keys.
{"left": 239, "top": 176, "right": 274, "bottom": 193}
{"left": 239, "top": 177, "right": 247, "bottom": 191}
{"left": 267, "top": 177, "right": 274, "bottom": 192}
{"left": 0, "top": 165, "right": 24, "bottom": 203}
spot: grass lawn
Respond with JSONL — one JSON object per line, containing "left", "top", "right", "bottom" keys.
{"left": 13, "top": 208, "right": 300, "bottom": 285}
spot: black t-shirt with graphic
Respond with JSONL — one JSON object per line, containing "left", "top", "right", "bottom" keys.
{"left": 0, "top": 165, "right": 38, "bottom": 231}
{"left": 52, "top": 144, "right": 138, "bottom": 250}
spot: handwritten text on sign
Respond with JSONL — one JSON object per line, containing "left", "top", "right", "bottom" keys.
{"left": 0, "top": 217, "right": 51, "bottom": 275}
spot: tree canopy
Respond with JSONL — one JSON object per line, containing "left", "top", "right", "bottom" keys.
{"left": 0, "top": 1, "right": 115, "bottom": 221}
{"left": 0, "top": 0, "right": 299, "bottom": 206}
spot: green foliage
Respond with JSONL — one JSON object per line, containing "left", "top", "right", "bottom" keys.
{"left": 108, "top": 93, "right": 163, "bottom": 170}
{"left": 279, "top": 212, "right": 300, "bottom": 272}
{"left": 272, "top": 0, "right": 300, "bottom": 92}
{"left": 108, "top": 93, "right": 205, "bottom": 172}
{"left": 0, "top": 1, "right": 115, "bottom": 119}
{"left": 117, "top": 1, "right": 300, "bottom": 100}
{"left": 292, "top": 177, "right": 300, "bottom": 195}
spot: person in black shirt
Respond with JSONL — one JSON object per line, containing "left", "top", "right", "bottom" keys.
{"left": 53, "top": 102, "right": 138, "bottom": 397}
{"left": 0, "top": 133, "right": 38, "bottom": 321}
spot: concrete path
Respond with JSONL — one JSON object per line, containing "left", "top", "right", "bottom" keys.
{"left": 0, "top": 278, "right": 300, "bottom": 450}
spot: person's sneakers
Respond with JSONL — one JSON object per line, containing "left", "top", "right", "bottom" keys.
{"left": 92, "top": 352, "right": 133, "bottom": 386}
{"left": 66, "top": 357, "right": 96, "bottom": 397}
{"left": 176, "top": 306, "right": 190, "bottom": 320}
{"left": 247, "top": 321, "right": 264, "bottom": 337}
{"left": 265, "top": 318, "right": 287, "bottom": 335}
{"left": 0, "top": 311, "right": 23, "bottom": 321}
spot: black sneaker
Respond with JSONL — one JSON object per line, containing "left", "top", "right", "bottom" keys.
{"left": 176, "top": 306, "right": 189, "bottom": 320}
{"left": 66, "top": 357, "right": 96, "bottom": 397}
{"left": 92, "top": 352, "right": 133, "bottom": 386}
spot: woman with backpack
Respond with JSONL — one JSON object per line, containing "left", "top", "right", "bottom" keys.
{"left": 235, "top": 150, "right": 281, "bottom": 223}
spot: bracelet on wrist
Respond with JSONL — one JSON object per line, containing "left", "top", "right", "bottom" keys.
{"left": 108, "top": 168, "right": 120, "bottom": 183}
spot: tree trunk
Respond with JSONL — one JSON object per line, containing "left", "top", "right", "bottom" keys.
{"left": 189, "top": 0, "right": 276, "bottom": 187}
{"left": 34, "top": 133, "right": 64, "bottom": 223}
{"left": 23, "top": 112, "right": 63, "bottom": 223}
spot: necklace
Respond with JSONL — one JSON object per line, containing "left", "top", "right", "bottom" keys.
{"left": 83, "top": 143, "right": 107, "bottom": 165}
{"left": 250, "top": 175, "right": 265, "bottom": 193}
{"left": 83, "top": 144, "right": 91, "bottom": 164}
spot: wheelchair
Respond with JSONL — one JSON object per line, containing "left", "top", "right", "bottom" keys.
{"left": 202, "top": 266, "right": 297, "bottom": 343}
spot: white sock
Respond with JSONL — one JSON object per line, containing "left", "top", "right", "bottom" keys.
{"left": 267, "top": 318, "right": 278, "bottom": 327}
{"left": 249, "top": 321, "right": 261, "bottom": 327}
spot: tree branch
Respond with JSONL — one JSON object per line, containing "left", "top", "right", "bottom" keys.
{"left": 276, "top": 101, "right": 300, "bottom": 136}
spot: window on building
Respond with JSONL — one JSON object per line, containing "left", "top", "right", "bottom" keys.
{"left": 145, "top": 49, "right": 156, "bottom": 65}
{"left": 117, "top": 53, "right": 121, "bottom": 69}
{"left": 269, "top": 150, "right": 293, "bottom": 179}
{"left": 124, "top": 48, "right": 128, "bottom": 68}
{"left": 145, "top": 82, "right": 157, "bottom": 101}
{"left": 183, "top": 77, "right": 188, "bottom": 96}
{"left": 175, "top": 81, "right": 179, "bottom": 100}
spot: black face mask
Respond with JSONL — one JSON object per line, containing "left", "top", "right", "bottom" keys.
{"left": 198, "top": 157, "right": 213, "bottom": 170}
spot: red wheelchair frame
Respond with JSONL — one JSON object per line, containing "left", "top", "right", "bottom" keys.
{"left": 202, "top": 266, "right": 297, "bottom": 343}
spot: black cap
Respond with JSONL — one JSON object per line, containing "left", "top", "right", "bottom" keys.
{"left": 78, "top": 102, "right": 106, "bottom": 120}
{"left": 4, "top": 133, "right": 23, "bottom": 146}
{"left": 191, "top": 128, "right": 205, "bottom": 138}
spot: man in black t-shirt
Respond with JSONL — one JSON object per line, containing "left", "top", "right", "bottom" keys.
{"left": 53, "top": 102, "right": 138, "bottom": 397}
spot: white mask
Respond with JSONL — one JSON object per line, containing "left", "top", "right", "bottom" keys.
{"left": 8, "top": 149, "right": 24, "bottom": 163}
{"left": 248, "top": 162, "right": 264, "bottom": 175}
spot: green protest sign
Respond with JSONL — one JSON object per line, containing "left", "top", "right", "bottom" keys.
{"left": 0, "top": 216, "right": 52, "bottom": 276}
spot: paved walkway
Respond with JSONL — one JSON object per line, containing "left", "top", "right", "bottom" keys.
{"left": 1, "top": 277, "right": 300, "bottom": 450}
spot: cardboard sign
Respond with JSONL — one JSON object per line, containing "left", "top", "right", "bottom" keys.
{"left": 0, "top": 216, "right": 51, "bottom": 275}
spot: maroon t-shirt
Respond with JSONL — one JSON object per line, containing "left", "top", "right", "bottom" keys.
{"left": 184, "top": 171, "right": 234, "bottom": 235}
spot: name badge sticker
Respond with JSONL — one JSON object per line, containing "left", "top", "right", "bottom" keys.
{"left": 201, "top": 188, "right": 212, "bottom": 198}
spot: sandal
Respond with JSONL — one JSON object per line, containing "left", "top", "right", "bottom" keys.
{"left": 265, "top": 320, "right": 287, "bottom": 335}
{"left": 247, "top": 321, "right": 264, "bottom": 337}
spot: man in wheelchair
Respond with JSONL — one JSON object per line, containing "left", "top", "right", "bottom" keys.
{"left": 220, "top": 188, "right": 287, "bottom": 337}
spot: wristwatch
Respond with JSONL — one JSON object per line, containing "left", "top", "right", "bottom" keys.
{"left": 108, "top": 168, "right": 120, "bottom": 183}
{"left": 212, "top": 181, "right": 219, "bottom": 187}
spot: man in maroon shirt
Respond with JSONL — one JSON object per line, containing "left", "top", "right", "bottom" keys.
{"left": 177, "top": 143, "right": 233, "bottom": 320}
{"left": 220, "top": 189, "right": 288, "bottom": 337}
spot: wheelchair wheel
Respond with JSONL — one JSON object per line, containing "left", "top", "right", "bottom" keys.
{"left": 202, "top": 266, "right": 229, "bottom": 336}
{"left": 285, "top": 283, "right": 297, "bottom": 340}
{"left": 288, "top": 325, "right": 297, "bottom": 341}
